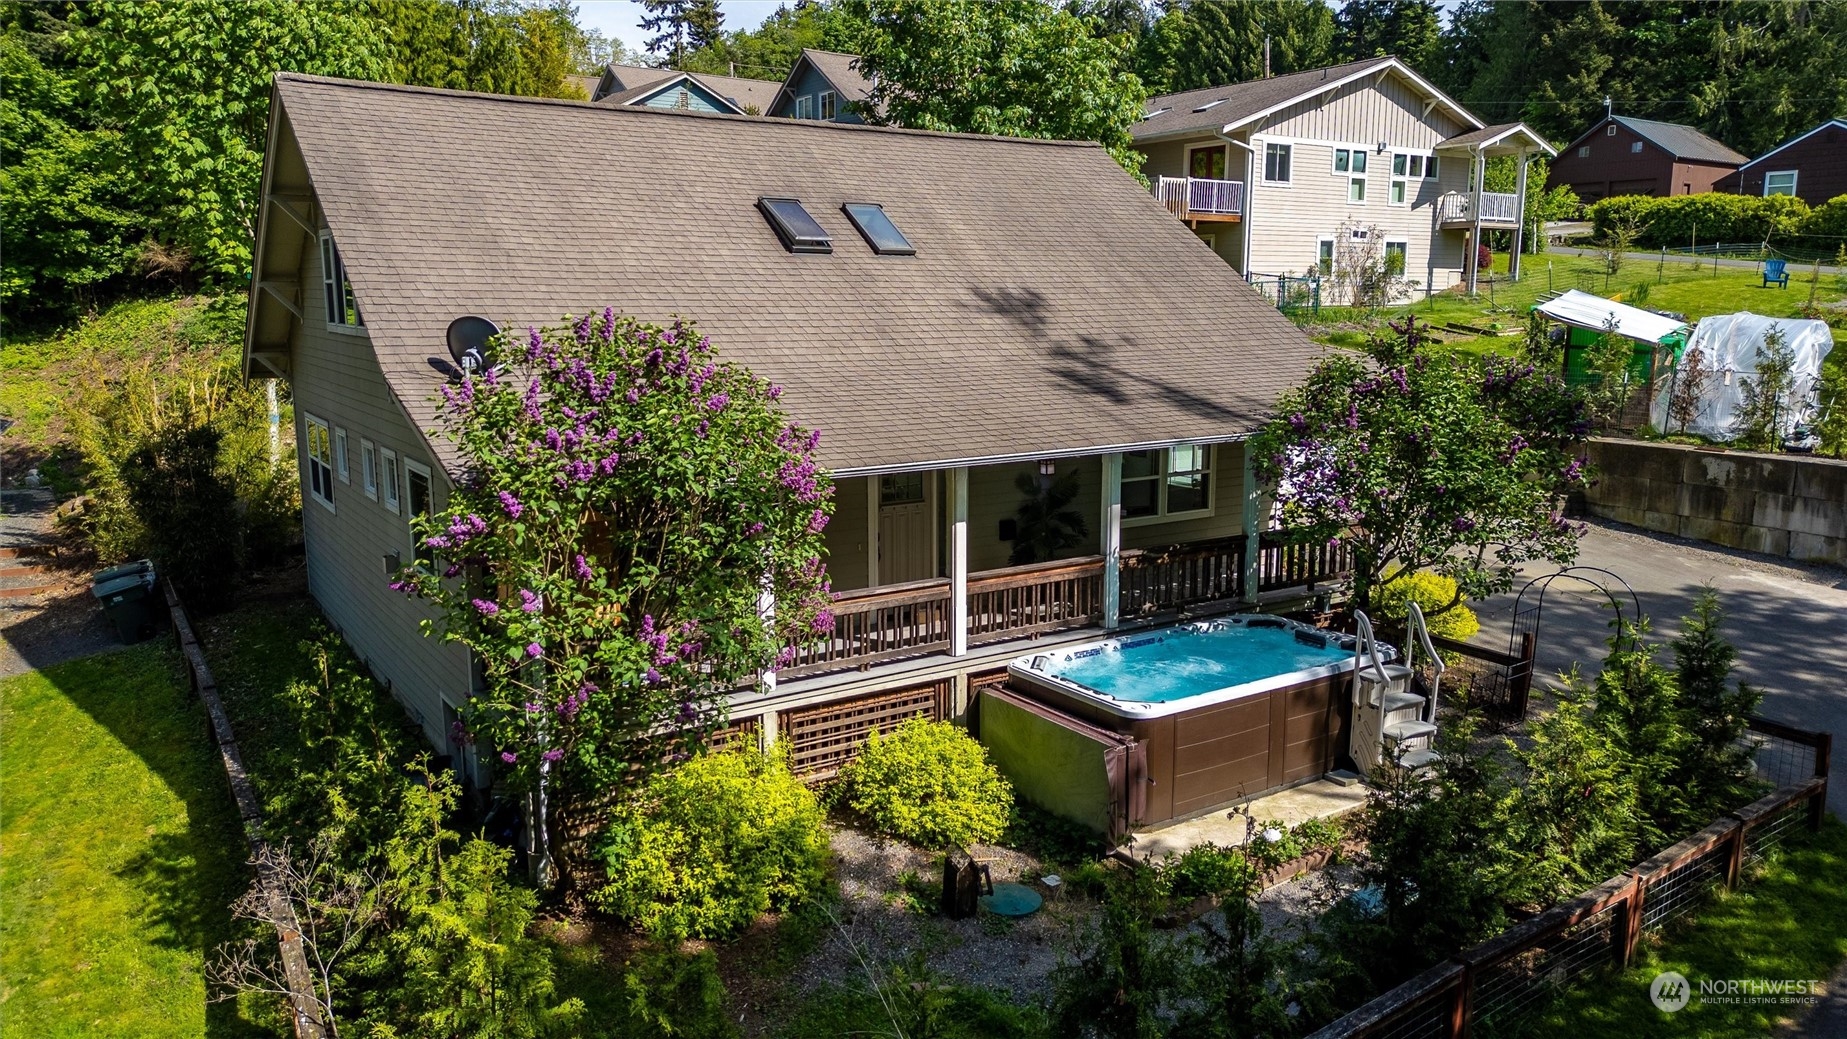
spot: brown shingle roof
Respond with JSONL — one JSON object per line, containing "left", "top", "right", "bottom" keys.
{"left": 594, "top": 69, "right": 782, "bottom": 114}
{"left": 1133, "top": 57, "right": 1403, "bottom": 141}
{"left": 801, "top": 48, "right": 875, "bottom": 108}
{"left": 268, "top": 74, "right": 1327, "bottom": 475}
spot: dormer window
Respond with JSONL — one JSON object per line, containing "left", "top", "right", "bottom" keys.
{"left": 320, "top": 232, "right": 362, "bottom": 329}
{"left": 758, "top": 198, "right": 832, "bottom": 253}
{"left": 842, "top": 203, "right": 915, "bottom": 256}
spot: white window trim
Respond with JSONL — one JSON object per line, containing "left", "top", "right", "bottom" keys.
{"left": 1348, "top": 176, "right": 1368, "bottom": 205}
{"left": 1384, "top": 240, "right": 1410, "bottom": 276}
{"left": 381, "top": 448, "right": 401, "bottom": 515}
{"left": 1316, "top": 236, "right": 1335, "bottom": 274}
{"left": 1260, "top": 141, "right": 1293, "bottom": 186}
{"left": 304, "top": 413, "right": 335, "bottom": 513}
{"left": 334, "top": 427, "right": 349, "bottom": 483}
{"left": 1120, "top": 446, "right": 1216, "bottom": 528}
{"left": 818, "top": 89, "right": 835, "bottom": 119}
{"left": 1606, "top": 124, "right": 1618, "bottom": 136}
{"left": 403, "top": 459, "right": 434, "bottom": 569}
{"left": 318, "top": 230, "right": 365, "bottom": 335}
{"left": 360, "top": 438, "right": 379, "bottom": 501}
{"left": 1763, "top": 170, "right": 1798, "bottom": 197}
{"left": 795, "top": 94, "right": 813, "bottom": 119}
{"left": 1330, "top": 147, "right": 1371, "bottom": 176}
{"left": 1578, "top": 145, "right": 1590, "bottom": 158}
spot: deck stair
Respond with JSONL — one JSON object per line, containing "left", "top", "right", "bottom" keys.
{"left": 1349, "top": 605, "right": 1445, "bottom": 776}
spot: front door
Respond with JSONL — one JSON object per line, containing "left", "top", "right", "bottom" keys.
{"left": 1188, "top": 144, "right": 1228, "bottom": 180}
{"left": 878, "top": 473, "right": 934, "bottom": 584}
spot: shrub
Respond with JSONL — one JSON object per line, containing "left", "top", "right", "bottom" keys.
{"left": 1589, "top": 192, "right": 1812, "bottom": 249}
{"left": 1799, "top": 194, "right": 1847, "bottom": 246}
{"left": 1373, "top": 571, "right": 1480, "bottom": 646}
{"left": 834, "top": 718, "right": 1013, "bottom": 849}
{"left": 592, "top": 749, "right": 828, "bottom": 942}
{"left": 1160, "top": 843, "right": 1258, "bottom": 902}
{"left": 622, "top": 948, "right": 736, "bottom": 1039}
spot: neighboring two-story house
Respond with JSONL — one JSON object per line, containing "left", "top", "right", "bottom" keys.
{"left": 1545, "top": 114, "right": 1746, "bottom": 201}
{"left": 247, "top": 75, "right": 1351, "bottom": 833}
{"left": 767, "top": 48, "right": 875, "bottom": 123}
{"left": 1715, "top": 119, "right": 1847, "bottom": 205}
{"left": 589, "top": 62, "right": 781, "bottom": 114}
{"left": 1131, "top": 56, "right": 1553, "bottom": 297}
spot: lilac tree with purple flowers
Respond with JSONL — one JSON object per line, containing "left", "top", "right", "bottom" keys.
{"left": 1252, "top": 318, "right": 1592, "bottom": 616}
{"left": 397, "top": 311, "right": 833, "bottom": 881}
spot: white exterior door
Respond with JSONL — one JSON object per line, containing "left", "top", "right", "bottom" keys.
{"left": 878, "top": 473, "right": 934, "bottom": 584}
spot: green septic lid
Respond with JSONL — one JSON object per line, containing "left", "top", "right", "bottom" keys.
{"left": 979, "top": 882, "right": 1043, "bottom": 918}
{"left": 92, "top": 572, "right": 153, "bottom": 601}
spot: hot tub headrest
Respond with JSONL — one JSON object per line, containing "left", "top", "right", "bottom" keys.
{"left": 1245, "top": 616, "right": 1290, "bottom": 629}
{"left": 1293, "top": 629, "right": 1332, "bottom": 649}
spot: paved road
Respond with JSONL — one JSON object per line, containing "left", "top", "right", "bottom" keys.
{"left": 1466, "top": 521, "right": 1847, "bottom": 818}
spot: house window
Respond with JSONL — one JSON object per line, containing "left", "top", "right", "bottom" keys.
{"left": 1390, "top": 153, "right": 1410, "bottom": 205}
{"left": 1423, "top": 156, "right": 1438, "bottom": 179}
{"left": 1384, "top": 241, "right": 1408, "bottom": 276}
{"left": 405, "top": 461, "right": 434, "bottom": 569}
{"left": 334, "top": 427, "right": 349, "bottom": 483}
{"left": 381, "top": 448, "right": 400, "bottom": 514}
{"left": 1121, "top": 446, "right": 1212, "bottom": 522}
{"left": 1606, "top": 124, "right": 1618, "bottom": 136}
{"left": 879, "top": 472, "right": 924, "bottom": 505}
{"left": 1630, "top": 141, "right": 1643, "bottom": 154}
{"left": 1349, "top": 176, "right": 1367, "bottom": 203}
{"left": 1316, "top": 238, "right": 1334, "bottom": 275}
{"left": 1333, "top": 148, "right": 1368, "bottom": 174}
{"left": 1189, "top": 144, "right": 1228, "bottom": 180}
{"left": 795, "top": 94, "right": 814, "bottom": 119}
{"left": 1578, "top": 145, "right": 1590, "bottom": 158}
{"left": 319, "top": 232, "right": 361, "bottom": 329}
{"left": 1764, "top": 170, "right": 1798, "bottom": 197}
{"left": 818, "top": 90, "right": 836, "bottom": 119}
{"left": 360, "top": 439, "right": 378, "bottom": 501}
{"left": 1263, "top": 142, "right": 1292, "bottom": 183}
{"left": 304, "top": 414, "right": 335, "bottom": 510}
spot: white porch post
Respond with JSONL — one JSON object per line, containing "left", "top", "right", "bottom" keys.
{"left": 948, "top": 466, "right": 969, "bottom": 657}
{"left": 1240, "top": 443, "right": 1261, "bottom": 603}
{"left": 1467, "top": 148, "right": 1485, "bottom": 295}
{"left": 865, "top": 477, "right": 880, "bottom": 588}
{"left": 1511, "top": 149, "right": 1531, "bottom": 282}
{"left": 757, "top": 568, "right": 777, "bottom": 695}
{"left": 1100, "top": 453, "right": 1122, "bottom": 629}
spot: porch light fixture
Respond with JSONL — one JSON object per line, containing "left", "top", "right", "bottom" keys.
{"left": 1038, "top": 460, "right": 1056, "bottom": 477}
{"left": 1377, "top": 140, "right": 1388, "bottom": 154}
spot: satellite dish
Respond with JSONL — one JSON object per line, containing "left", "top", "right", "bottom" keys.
{"left": 446, "top": 316, "right": 500, "bottom": 377}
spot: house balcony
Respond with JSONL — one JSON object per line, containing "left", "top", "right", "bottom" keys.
{"left": 1436, "top": 190, "right": 1520, "bottom": 228}
{"left": 779, "top": 530, "right": 1351, "bottom": 682}
{"left": 1155, "top": 176, "right": 1245, "bottom": 224}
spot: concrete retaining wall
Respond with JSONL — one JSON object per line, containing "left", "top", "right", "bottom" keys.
{"left": 1584, "top": 438, "right": 1847, "bottom": 564}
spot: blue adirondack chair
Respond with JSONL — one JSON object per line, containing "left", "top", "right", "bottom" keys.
{"left": 1763, "top": 258, "right": 1790, "bottom": 289}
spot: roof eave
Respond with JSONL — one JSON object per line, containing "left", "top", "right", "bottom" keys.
{"left": 831, "top": 432, "right": 1257, "bottom": 479}
{"left": 1220, "top": 58, "right": 1484, "bottom": 136}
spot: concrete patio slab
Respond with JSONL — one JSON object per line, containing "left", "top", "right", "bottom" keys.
{"left": 1124, "top": 777, "right": 1368, "bottom": 862}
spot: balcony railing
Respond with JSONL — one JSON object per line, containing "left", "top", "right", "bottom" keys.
{"left": 1156, "top": 176, "right": 1245, "bottom": 220}
{"left": 1436, "top": 190, "right": 1520, "bottom": 226}
{"left": 781, "top": 532, "right": 1354, "bottom": 680}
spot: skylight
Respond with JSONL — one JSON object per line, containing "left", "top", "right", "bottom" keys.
{"left": 758, "top": 197, "right": 832, "bottom": 253}
{"left": 1193, "top": 98, "right": 1228, "bottom": 112}
{"left": 841, "top": 203, "right": 915, "bottom": 256}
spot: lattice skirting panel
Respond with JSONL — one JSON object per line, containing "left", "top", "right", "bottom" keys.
{"left": 780, "top": 679, "right": 953, "bottom": 779}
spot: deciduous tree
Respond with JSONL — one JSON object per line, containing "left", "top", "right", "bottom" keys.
{"left": 1252, "top": 318, "right": 1592, "bottom": 615}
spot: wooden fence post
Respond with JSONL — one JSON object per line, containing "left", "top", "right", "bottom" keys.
{"left": 1450, "top": 965, "right": 1472, "bottom": 1039}
{"left": 1723, "top": 819, "right": 1744, "bottom": 889}
{"left": 1620, "top": 872, "right": 1646, "bottom": 967}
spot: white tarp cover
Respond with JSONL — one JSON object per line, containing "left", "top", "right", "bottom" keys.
{"left": 1648, "top": 313, "right": 1834, "bottom": 440}
{"left": 1535, "top": 289, "right": 1690, "bottom": 345}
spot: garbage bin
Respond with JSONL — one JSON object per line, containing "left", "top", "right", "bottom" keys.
{"left": 92, "top": 561, "right": 159, "bottom": 644}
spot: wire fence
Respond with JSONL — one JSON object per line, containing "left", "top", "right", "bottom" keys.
{"left": 1305, "top": 717, "right": 1831, "bottom": 1039}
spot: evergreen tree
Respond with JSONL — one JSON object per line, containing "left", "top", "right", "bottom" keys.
{"left": 640, "top": 0, "right": 724, "bottom": 68}
{"left": 1671, "top": 589, "right": 1764, "bottom": 815}
{"left": 1335, "top": 0, "right": 1440, "bottom": 68}
{"left": 1590, "top": 622, "right": 1695, "bottom": 849}
{"left": 1153, "top": 0, "right": 1336, "bottom": 93}
{"left": 1733, "top": 324, "right": 1797, "bottom": 451}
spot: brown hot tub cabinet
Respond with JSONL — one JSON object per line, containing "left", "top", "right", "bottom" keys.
{"left": 987, "top": 617, "right": 1364, "bottom": 832}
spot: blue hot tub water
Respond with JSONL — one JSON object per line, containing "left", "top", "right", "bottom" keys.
{"left": 1046, "top": 623, "right": 1355, "bottom": 704}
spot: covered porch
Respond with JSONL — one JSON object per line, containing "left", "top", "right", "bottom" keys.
{"left": 1434, "top": 122, "right": 1558, "bottom": 293}
{"left": 778, "top": 442, "right": 1350, "bottom": 683}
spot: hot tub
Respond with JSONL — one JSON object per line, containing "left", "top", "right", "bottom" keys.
{"left": 1002, "top": 616, "right": 1385, "bottom": 826}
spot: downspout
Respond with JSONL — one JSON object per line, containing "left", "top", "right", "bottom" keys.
{"left": 1215, "top": 128, "right": 1258, "bottom": 275}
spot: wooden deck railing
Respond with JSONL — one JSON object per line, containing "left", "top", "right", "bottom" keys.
{"left": 1257, "top": 534, "right": 1352, "bottom": 592}
{"left": 781, "top": 531, "right": 1351, "bottom": 679}
{"left": 779, "top": 577, "right": 952, "bottom": 678}
{"left": 1155, "top": 175, "right": 1245, "bottom": 219}
{"left": 967, "top": 556, "right": 1105, "bottom": 645}
{"left": 1119, "top": 534, "right": 1247, "bottom": 618}
{"left": 1436, "top": 190, "right": 1519, "bottom": 225}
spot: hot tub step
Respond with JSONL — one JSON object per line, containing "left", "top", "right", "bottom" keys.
{"left": 1382, "top": 720, "right": 1437, "bottom": 744}
{"left": 1399, "top": 748, "right": 1440, "bottom": 770}
{"left": 1382, "top": 690, "right": 1426, "bottom": 713}
{"left": 1357, "top": 662, "right": 1413, "bottom": 684}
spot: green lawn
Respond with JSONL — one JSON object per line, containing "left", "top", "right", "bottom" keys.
{"left": 0, "top": 643, "right": 269, "bottom": 1038}
{"left": 1307, "top": 250, "right": 1847, "bottom": 373}
{"left": 1525, "top": 816, "right": 1847, "bottom": 1039}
